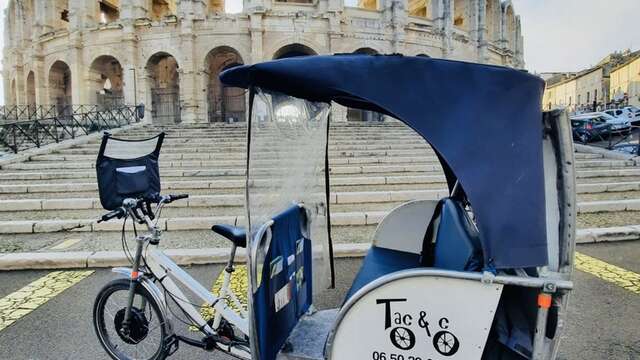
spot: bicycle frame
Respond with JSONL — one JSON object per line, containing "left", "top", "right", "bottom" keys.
{"left": 112, "top": 199, "right": 250, "bottom": 359}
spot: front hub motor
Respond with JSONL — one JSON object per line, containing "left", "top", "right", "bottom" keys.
{"left": 114, "top": 307, "right": 150, "bottom": 344}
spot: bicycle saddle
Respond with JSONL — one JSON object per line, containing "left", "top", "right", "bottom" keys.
{"left": 211, "top": 224, "right": 247, "bottom": 248}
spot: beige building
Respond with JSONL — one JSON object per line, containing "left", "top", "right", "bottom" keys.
{"left": 609, "top": 54, "right": 640, "bottom": 107}
{"left": 3, "top": 0, "right": 524, "bottom": 124}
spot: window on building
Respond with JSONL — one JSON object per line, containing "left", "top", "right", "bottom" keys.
{"left": 594, "top": 89, "right": 597, "bottom": 102}
{"left": 569, "top": 96, "right": 572, "bottom": 105}
{"left": 577, "top": 94, "right": 581, "bottom": 105}
{"left": 99, "top": 0, "right": 120, "bottom": 23}
{"left": 587, "top": 92, "right": 590, "bottom": 103}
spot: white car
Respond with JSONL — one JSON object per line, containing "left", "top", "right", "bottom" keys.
{"left": 622, "top": 106, "right": 640, "bottom": 125}
{"left": 603, "top": 107, "right": 639, "bottom": 125}
{"left": 571, "top": 112, "right": 631, "bottom": 133}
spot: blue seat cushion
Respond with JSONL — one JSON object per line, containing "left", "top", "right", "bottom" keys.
{"left": 432, "top": 199, "right": 483, "bottom": 271}
{"left": 344, "top": 246, "right": 421, "bottom": 301}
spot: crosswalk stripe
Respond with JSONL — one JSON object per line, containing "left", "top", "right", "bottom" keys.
{"left": 0, "top": 270, "right": 94, "bottom": 332}
{"left": 575, "top": 252, "right": 640, "bottom": 295}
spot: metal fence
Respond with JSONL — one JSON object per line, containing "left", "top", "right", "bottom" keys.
{"left": 576, "top": 124, "right": 640, "bottom": 156}
{"left": 0, "top": 104, "right": 141, "bottom": 154}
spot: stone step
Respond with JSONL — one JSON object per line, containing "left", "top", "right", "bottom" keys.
{"left": 1, "top": 165, "right": 639, "bottom": 183}
{"left": 35, "top": 148, "right": 436, "bottom": 161}
{"left": 1, "top": 200, "right": 638, "bottom": 234}
{"left": 3, "top": 176, "right": 639, "bottom": 196}
{"left": 3, "top": 155, "right": 442, "bottom": 171}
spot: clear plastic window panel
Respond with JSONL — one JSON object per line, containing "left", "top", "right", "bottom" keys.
{"left": 102, "top": 136, "right": 160, "bottom": 160}
{"left": 246, "top": 88, "right": 332, "bottom": 295}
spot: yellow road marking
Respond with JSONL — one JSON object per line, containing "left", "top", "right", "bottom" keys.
{"left": 0, "top": 270, "right": 94, "bottom": 332}
{"left": 49, "top": 238, "right": 83, "bottom": 250}
{"left": 200, "top": 265, "right": 248, "bottom": 324}
{"left": 575, "top": 252, "right": 640, "bottom": 295}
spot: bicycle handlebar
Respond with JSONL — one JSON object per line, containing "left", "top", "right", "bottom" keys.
{"left": 96, "top": 194, "right": 189, "bottom": 223}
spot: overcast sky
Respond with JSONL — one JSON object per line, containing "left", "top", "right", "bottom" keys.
{"left": 0, "top": 0, "right": 638, "bottom": 104}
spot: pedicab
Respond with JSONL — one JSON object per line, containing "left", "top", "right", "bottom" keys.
{"left": 92, "top": 54, "right": 575, "bottom": 360}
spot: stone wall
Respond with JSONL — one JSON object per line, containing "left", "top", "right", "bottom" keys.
{"left": 2, "top": 0, "right": 524, "bottom": 123}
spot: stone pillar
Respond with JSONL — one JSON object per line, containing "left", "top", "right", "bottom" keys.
{"left": 69, "top": 0, "right": 99, "bottom": 32}
{"left": 515, "top": 16, "right": 524, "bottom": 68}
{"left": 120, "top": 1, "right": 146, "bottom": 107}
{"left": 431, "top": 0, "right": 445, "bottom": 29}
{"left": 441, "top": 0, "right": 453, "bottom": 58}
{"left": 249, "top": 13, "right": 264, "bottom": 63}
{"left": 178, "top": 0, "right": 200, "bottom": 123}
{"left": 69, "top": 34, "right": 86, "bottom": 105}
{"left": 14, "top": 60, "right": 26, "bottom": 105}
{"left": 384, "top": 0, "right": 407, "bottom": 54}
{"left": 477, "top": 0, "right": 489, "bottom": 63}
{"left": 33, "top": 56, "right": 47, "bottom": 105}
{"left": 121, "top": 0, "right": 150, "bottom": 21}
{"left": 34, "top": 0, "right": 56, "bottom": 35}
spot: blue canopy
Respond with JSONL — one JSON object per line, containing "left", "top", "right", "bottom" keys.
{"left": 220, "top": 54, "right": 547, "bottom": 269}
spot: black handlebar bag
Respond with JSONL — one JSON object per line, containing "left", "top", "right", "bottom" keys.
{"left": 96, "top": 132, "right": 165, "bottom": 210}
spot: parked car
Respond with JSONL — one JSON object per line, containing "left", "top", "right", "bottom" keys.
{"left": 622, "top": 106, "right": 640, "bottom": 125}
{"left": 570, "top": 116, "right": 613, "bottom": 143}
{"left": 603, "top": 107, "right": 640, "bottom": 126}
{"left": 572, "top": 112, "right": 631, "bottom": 133}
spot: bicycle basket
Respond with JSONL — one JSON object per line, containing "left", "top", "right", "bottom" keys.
{"left": 96, "top": 132, "right": 165, "bottom": 210}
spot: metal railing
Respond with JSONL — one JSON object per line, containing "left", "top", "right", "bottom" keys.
{"left": 0, "top": 104, "right": 141, "bottom": 154}
{"left": 575, "top": 124, "right": 640, "bottom": 156}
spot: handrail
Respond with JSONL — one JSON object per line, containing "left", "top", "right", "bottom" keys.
{"left": 0, "top": 104, "right": 141, "bottom": 154}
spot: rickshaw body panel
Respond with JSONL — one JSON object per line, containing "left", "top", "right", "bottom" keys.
{"left": 218, "top": 55, "right": 577, "bottom": 360}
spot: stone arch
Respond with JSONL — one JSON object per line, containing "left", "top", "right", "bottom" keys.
{"left": 88, "top": 55, "right": 125, "bottom": 108}
{"left": 149, "top": 0, "right": 178, "bottom": 21}
{"left": 503, "top": 2, "right": 516, "bottom": 51}
{"left": 485, "top": 0, "right": 500, "bottom": 42}
{"left": 347, "top": 48, "right": 384, "bottom": 122}
{"left": 48, "top": 60, "right": 72, "bottom": 107}
{"left": 145, "top": 52, "right": 180, "bottom": 124}
{"left": 273, "top": 43, "right": 318, "bottom": 59}
{"left": 204, "top": 46, "right": 245, "bottom": 123}
{"left": 26, "top": 71, "right": 36, "bottom": 107}
{"left": 353, "top": 47, "right": 379, "bottom": 55}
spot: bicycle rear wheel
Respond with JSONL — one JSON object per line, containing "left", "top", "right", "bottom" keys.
{"left": 93, "top": 278, "right": 169, "bottom": 360}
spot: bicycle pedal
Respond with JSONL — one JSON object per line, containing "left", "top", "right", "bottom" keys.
{"left": 165, "top": 335, "right": 180, "bottom": 355}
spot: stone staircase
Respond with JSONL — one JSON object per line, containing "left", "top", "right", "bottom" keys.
{"left": 0, "top": 122, "right": 639, "bottom": 254}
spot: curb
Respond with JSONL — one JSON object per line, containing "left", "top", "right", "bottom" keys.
{"left": 0, "top": 243, "right": 371, "bottom": 271}
{"left": 574, "top": 144, "right": 640, "bottom": 162}
{"left": 1, "top": 225, "right": 639, "bottom": 271}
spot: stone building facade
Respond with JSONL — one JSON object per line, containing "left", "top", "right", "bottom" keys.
{"left": 609, "top": 54, "right": 640, "bottom": 108}
{"left": 3, "top": 0, "right": 524, "bottom": 124}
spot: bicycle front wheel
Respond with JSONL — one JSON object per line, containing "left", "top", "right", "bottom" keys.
{"left": 93, "top": 278, "right": 169, "bottom": 360}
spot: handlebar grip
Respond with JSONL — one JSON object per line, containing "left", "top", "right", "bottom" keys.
{"left": 169, "top": 194, "right": 189, "bottom": 201}
{"left": 98, "top": 208, "right": 125, "bottom": 223}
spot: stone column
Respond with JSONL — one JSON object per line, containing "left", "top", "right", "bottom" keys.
{"left": 34, "top": 0, "right": 57, "bottom": 35}
{"left": 441, "top": 0, "right": 453, "bottom": 58}
{"left": 515, "top": 16, "right": 524, "bottom": 68}
{"left": 249, "top": 13, "right": 264, "bottom": 64}
{"left": 69, "top": 0, "right": 99, "bottom": 32}
{"left": 384, "top": 0, "right": 408, "bottom": 54}
{"left": 476, "top": 0, "right": 489, "bottom": 63}
{"left": 121, "top": 1, "right": 147, "bottom": 107}
{"left": 177, "top": 0, "right": 201, "bottom": 123}
{"left": 33, "top": 55, "right": 47, "bottom": 105}
{"left": 120, "top": 0, "right": 150, "bottom": 21}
